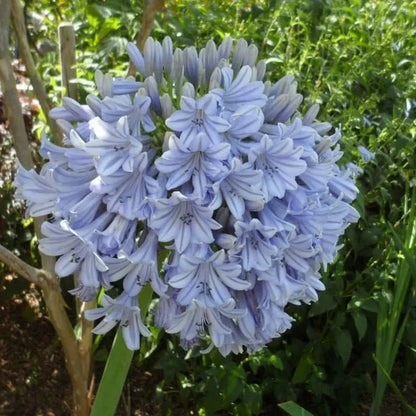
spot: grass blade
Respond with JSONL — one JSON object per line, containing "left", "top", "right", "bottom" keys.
{"left": 372, "top": 354, "right": 416, "bottom": 415}
{"left": 389, "top": 224, "right": 416, "bottom": 284}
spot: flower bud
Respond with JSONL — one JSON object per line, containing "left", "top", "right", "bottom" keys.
{"left": 184, "top": 46, "right": 198, "bottom": 86}
{"left": 127, "top": 42, "right": 145, "bottom": 75}
{"left": 243, "top": 44, "right": 258, "bottom": 68}
{"left": 162, "top": 36, "right": 173, "bottom": 74}
{"left": 218, "top": 36, "right": 233, "bottom": 60}
{"left": 144, "top": 37, "right": 155, "bottom": 77}
{"left": 232, "top": 38, "right": 248, "bottom": 72}
{"left": 144, "top": 76, "right": 162, "bottom": 114}
{"left": 160, "top": 93, "right": 173, "bottom": 119}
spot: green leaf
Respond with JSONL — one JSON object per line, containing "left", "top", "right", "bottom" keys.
{"left": 278, "top": 401, "right": 315, "bottom": 416}
{"left": 292, "top": 353, "right": 312, "bottom": 384}
{"left": 90, "top": 330, "right": 134, "bottom": 416}
{"left": 98, "top": 17, "right": 122, "bottom": 40}
{"left": 243, "top": 384, "right": 262, "bottom": 413}
{"left": 269, "top": 354, "right": 284, "bottom": 370}
{"left": 352, "top": 310, "right": 368, "bottom": 341}
{"left": 355, "top": 297, "right": 379, "bottom": 313}
{"left": 154, "top": 349, "right": 187, "bottom": 383}
{"left": 94, "top": 348, "right": 109, "bottom": 362}
{"left": 222, "top": 365, "right": 245, "bottom": 402}
{"left": 139, "top": 283, "right": 154, "bottom": 316}
{"left": 308, "top": 292, "right": 337, "bottom": 317}
{"left": 90, "top": 285, "right": 154, "bottom": 415}
{"left": 334, "top": 328, "right": 352, "bottom": 367}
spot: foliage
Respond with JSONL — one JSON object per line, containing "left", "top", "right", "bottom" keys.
{"left": 2, "top": 0, "right": 416, "bottom": 415}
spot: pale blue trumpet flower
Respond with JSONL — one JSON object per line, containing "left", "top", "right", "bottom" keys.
{"left": 15, "top": 36, "right": 362, "bottom": 353}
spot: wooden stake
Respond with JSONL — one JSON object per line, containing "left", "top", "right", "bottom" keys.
{"left": 59, "top": 22, "right": 77, "bottom": 100}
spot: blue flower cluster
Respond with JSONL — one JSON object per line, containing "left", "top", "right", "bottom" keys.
{"left": 15, "top": 37, "right": 360, "bottom": 355}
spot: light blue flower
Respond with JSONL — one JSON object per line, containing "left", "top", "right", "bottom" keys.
{"left": 231, "top": 218, "right": 279, "bottom": 271}
{"left": 155, "top": 133, "right": 230, "bottom": 196}
{"left": 166, "top": 94, "right": 230, "bottom": 146}
{"left": 49, "top": 96, "right": 95, "bottom": 122}
{"left": 75, "top": 117, "right": 146, "bottom": 176}
{"left": 168, "top": 249, "right": 249, "bottom": 307}
{"left": 327, "top": 166, "right": 360, "bottom": 203}
{"left": 103, "top": 231, "right": 167, "bottom": 296}
{"left": 14, "top": 164, "right": 58, "bottom": 217}
{"left": 39, "top": 215, "right": 110, "bottom": 300}
{"left": 212, "top": 66, "right": 267, "bottom": 111}
{"left": 94, "top": 69, "right": 142, "bottom": 98}
{"left": 259, "top": 118, "right": 318, "bottom": 161}
{"left": 166, "top": 298, "right": 244, "bottom": 343}
{"left": 100, "top": 94, "right": 156, "bottom": 136}
{"left": 150, "top": 192, "right": 222, "bottom": 253}
{"left": 85, "top": 292, "right": 151, "bottom": 350}
{"left": 357, "top": 145, "right": 375, "bottom": 162}
{"left": 249, "top": 135, "right": 307, "bottom": 200}
{"left": 96, "top": 215, "right": 137, "bottom": 257}
{"left": 223, "top": 105, "right": 264, "bottom": 155}
{"left": 183, "top": 46, "right": 199, "bottom": 87}
{"left": 90, "top": 155, "right": 155, "bottom": 221}
{"left": 210, "top": 158, "right": 264, "bottom": 220}
{"left": 69, "top": 192, "right": 103, "bottom": 228}
{"left": 263, "top": 75, "right": 303, "bottom": 123}
{"left": 52, "top": 165, "right": 97, "bottom": 216}
{"left": 258, "top": 198, "right": 295, "bottom": 233}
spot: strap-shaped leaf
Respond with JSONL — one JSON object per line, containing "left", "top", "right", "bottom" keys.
{"left": 90, "top": 284, "right": 153, "bottom": 416}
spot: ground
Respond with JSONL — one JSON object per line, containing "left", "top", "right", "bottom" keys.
{"left": 0, "top": 283, "right": 72, "bottom": 416}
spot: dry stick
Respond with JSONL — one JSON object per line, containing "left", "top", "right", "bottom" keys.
{"left": 127, "top": 0, "right": 165, "bottom": 76}
{"left": 10, "top": 0, "right": 62, "bottom": 145}
{"left": 0, "top": 243, "right": 45, "bottom": 286}
{"left": 0, "top": 3, "right": 88, "bottom": 415}
{"left": 0, "top": 0, "right": 32, "bottom": 170}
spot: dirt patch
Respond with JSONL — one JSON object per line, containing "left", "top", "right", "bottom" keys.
{"left": 0, "top": 281, "right": 72, "bottom": 416}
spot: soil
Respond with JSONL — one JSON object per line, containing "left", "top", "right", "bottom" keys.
{"left": 0, "top": 282, "right": 72, "bottom": 416}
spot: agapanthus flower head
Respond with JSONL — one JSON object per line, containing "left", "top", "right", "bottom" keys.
{"left": 15, "top": 36, "right": 362, "bottom": 355}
